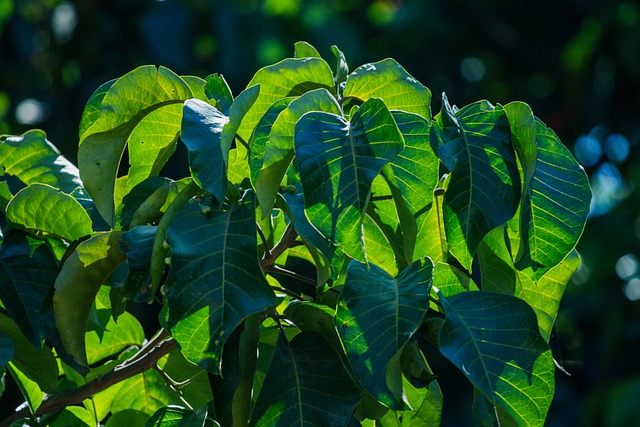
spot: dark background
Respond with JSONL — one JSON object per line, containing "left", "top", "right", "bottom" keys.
{"left": 1, "top": 1, "right": 640, "bottom": 425}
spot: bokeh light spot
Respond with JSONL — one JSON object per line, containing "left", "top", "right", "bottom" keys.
{"left": 460, "top": 57, "right": 485, "bottom": 82}
{"left": 615, "top": 254, "right": 639, "bottom": 280}
{"left": 604, "top": 133, "right": 630, "bottom": 164}
{"left": 624, "top": 277, "right": 640, "bottom": 301}
{"left": 574, "top": 134, "right": 602, "bottom": 167}
{"left": 51, "top": 2, "right": 77, "bottom": 43}
{"left": 15, "top": 98, "right": 47, "bottom": 125}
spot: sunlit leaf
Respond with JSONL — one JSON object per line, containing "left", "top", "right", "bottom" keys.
{"left": 78, "top": 65, "right": 193, "bottom": 225}
{"left": 344, "top": 58, "right": 431, "bottom": 119}
{"left": 165, "top": 191, "right": 275, "bottom": 374}
{"left": 434, "top": 96, "right": 520, "bottom": 271}
{"left": 0, "top": 130, "right": 84, "bottom": 194}
{"left": 294, "top": 41, "right": 321, "bottom": 58}
{"left": 111, "top": 369, "right": 179, "bottom": 415}
{"left": 47, "top": 406, "right": 95, "bottom": 427}
{"left": 515, "top": 119, "right": 591, "bottom": 280}
{"left": 294, "top": 97, "right": 404, "bottom": 261}
{"left": 53, "top": 231, "right": 126, "bottom": 367}
{"left": 5, "top": 183, "right": 92, "bottom": 241}
{"left": 250, "top": 331, "right": 360, "bottom": 426}
{"left": 336, "top": 258, "right": 433, "bottom": 408}
{"left": 438, "top": 291, "right": 554, "bottom": 427}
{"left": 85, "top": 309, "right": 144, "bottom": 365}
{"left": 146, "top": 404, "right": 210, "bottom": 427}
{"left": 237, "top": 57, "right": 334, "bottom": 142}
{"left": 205, "top": 73, "right": 233, "bottom": 115}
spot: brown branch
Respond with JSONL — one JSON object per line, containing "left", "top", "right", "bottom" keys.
{"left": 260, "top": 222, "right": 298, "bottom": 272}
{"left": 0, "top": 335, "right": 179, "bottom": 427}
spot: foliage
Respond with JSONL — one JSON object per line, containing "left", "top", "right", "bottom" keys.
{"left": 0, "top": 42, "right": 591, "bottom": 426}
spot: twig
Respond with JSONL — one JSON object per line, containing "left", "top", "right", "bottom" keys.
{"left": 235, "top": 134, "right": 250, "bottom": 151}
{"left": 270, "top": 265, "right": 317, "bottom": 286}
{"left": 260, "top": 222, "right": 298, "bottom": 272}
{"left": 0, "top": 336, "right": 179, "bottom": 427}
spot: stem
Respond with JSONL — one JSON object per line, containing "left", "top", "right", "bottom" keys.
{"left": 0, "top": 336, "right": 179, "bottom": 427}
{"left": 260, "top": 222, "right": 298, "bottom": 272}
{"left": 235, "top": 134, "right": 250, "bottom": 151}
{"left": 270, "top": 265, "right": 316, "bottom": 286}
{"left": 271, "top": 285, "right": 304, "bottom": 300}
{"left": 370, "top": 195, "right": 393, "bottom": 202}
{"left": 256, "top": 223, "right": 271, "bottom": 258}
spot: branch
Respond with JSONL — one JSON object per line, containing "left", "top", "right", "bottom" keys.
{"left": 0, "top": 335, "right": 179, "bottom": 427}
{"left": 260, "top": 222, "right": 298, "bottom": 272}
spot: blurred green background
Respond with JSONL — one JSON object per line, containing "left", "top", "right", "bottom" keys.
{"left": 1, "top": 0, "right": 639, "bottom": 425}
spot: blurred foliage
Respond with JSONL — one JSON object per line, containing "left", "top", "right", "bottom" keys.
{"left": 1, "top": 0, "right": 640, "bottom": 425}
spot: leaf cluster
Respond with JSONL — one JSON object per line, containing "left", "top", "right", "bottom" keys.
{"left": 0, "top": 41, "right": 591, "bottom": 426}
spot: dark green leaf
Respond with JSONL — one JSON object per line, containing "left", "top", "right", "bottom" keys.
{"left": 0, "top": 231, "right": 57, "bottom": 348}
{"left": 336, "top": 258, "right": 433, "bottom": 408}
{"left": 0, "top": 130, "right": 84, "bottom": 194}
{"left": 116, "top": 225, "right": 157, "bottom": 303}
{"left": 438, "top": 291, "right": 554, "bottom": 427}
{"left": 343, "top": 58, "right": 431, "bottom": 119}
{"left": 250, "top": 331, "right": 360, "bottom": 427}
{"left": 165, "top": 191, "right": 275, "bottom": 374}
{"left": 435, "top": 96, "right": 520, "bottom": 271}
{"left": 0, "top": 332, "right": 13, "bottom": 367}
{"left": 119, "top": 176, "right": 173, "bottom": 229}
{"left": 146, "top": 404, "right": 210, "bottom": 427}
{"left": 237, "top": 57, "right": 334, "bottom": 142}
{"left": 5, "top": 183, "right": 92, "bottom": 241}
{"left": 255, "top": 88, "right": 341, "bottom": 218}
{"left": 294, "top": 97, "right": 404, "bottom": 261}
{"left": 53, "top": 231, "right": 126, "bottom": 367}
{"left": 181, "top": 99, "right": 229, "bottom": 203}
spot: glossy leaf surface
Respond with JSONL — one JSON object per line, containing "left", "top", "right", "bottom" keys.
{"left": 165, "top": 191, "right": 274, "bottom": 374}
{"left": 336, "top": 258, "right": 433, "bottom": 408}
{"left": 250, "top": 331, "right": 360, "bottom": 427}
{"left": 294, "top": 97, "right": 404, "bottom": 261}
{"left": 438, "top": 291, "right": 554, "bottom": 427}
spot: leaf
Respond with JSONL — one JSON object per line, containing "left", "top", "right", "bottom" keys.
{"left": 78, "top": 65, "right": 193, "bottom": 225}
{"left": 47, "top": 406, "right": 96, "bottom": 427}
{"left": 432, "top": 261, "right": 479, "bottom": 300}
{"left": 146, "top": 405, "right": 210, "bottom": 427}
{"left": 205, "top": 73, "right": 233, "bottom": 115}
{"left": 181, "top": 99, "right": 229, "bottom": 203}
{"left": 106, "top": 410, "right": 150, "bottom": 427}
{"left": 165, "top": 191, "right": 275, "bottom": 374}
{"left": 478, "top": 226, "right": 581, "bottom": 341}
{"left": 294, "top": 97, "right": 404, "bottom": 261}
{"left": 237, "top": 57, "right": 334, "bottom": 142}
{"left": 434, "top": 96, "right": 521, "bottom": 271}
{"left": 331, "top": 45, "right": 349, "bottom": 88}
{"left": 111, "top": 368, "right": 180, "bottom": 415}
{"left": 85, "top": 309, "right": 145, "bottom": 365}
{"left": 336, "top": 258, "right": 433, "bottom": 408}
{"left": 53, "top": 231, "right": 126, "bottom": 367}
{"left": 0, "top": 231, "right": 57, "bottom": 348}
{"left": 0, "top": 312, "right": 58, "bottom": 394}
{"left": 503, "top": 102, "right": 537, "bottom": 190}
{"left": 515, "top": 119, "right": 591, "bottom": 280}
{"left": 438, "top": 291, "right": 555, "bottom": 427}
{"left": 0, "top": 332, "right": 14, "bottom": 367}
{"left": 294, "top": 41, "right": 322, "bottom": 58}
{"left": 5, "top": 183, "right": 93, "bottom": 241}
{"left": 209, "top": 315, "right": 260, "bottom": 427}
{"left": 250, "top": 331, "right": 361, "bottom": 427}
{"left": 158, "top": 349, "right": 213, "bottom": 411}
{"left": 116, "top": 225, "right": 157, "bottom": 303}
{"left": 255, "top": 88, "right": 341, "bottom": 217}
{"left": 0, "top": 130, "right": 84, "bottom": 196}
{"left": 343, "top": 58, "right": 431, "bottom": 119}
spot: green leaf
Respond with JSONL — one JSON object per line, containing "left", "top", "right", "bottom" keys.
{"left": 294, "top": 41, "right": 322, "bottom": 58}
{"left": 47, "top": 406, "right": 95, "bottom": 427}
{"left": 106, "top": 410, "right": 150, "bottom": 427}
{"left": 515, "top": 119, "right": 591, "bottom": 280}
{"left": 181, "top": 99, "right": 229, "bottom": 203}
{"left": 0, "top": 231, "right": 57, "bottom": 348}
{"left": 0, "top": 332, "right": 14, "bottom": 367}
{"left": 294, "top": 97, "right": 405, "bottom": 261}
{"left": 146, "top": 405, "right": 210, "bottom": 427}
{"left": 116, "top": 225, "right": 157, "bottom": 303}
{"left": 5, "top": 183, "right": 93, "bottom": 241}
{"left": 209, "top": 315, "right": 261, "bottom": 427}
{"left": 237, "top": 57, "right": 334, "bottom": 142}
{"left": 165, "top": 191, "right": 275, "bottom": 374}
{"left": 111, "top": 369, "right": 180, "bottom": 415}
{"left": 0, "top": 130, "right": 84, "bottom": 194}
{"left": 158, "top": 349, "right": 213, "bottom": 411}
{"left": 343, "top": 58, "right": 431, "bottom": 119}
{"left": 78, "top": 65, "right": 193, "bottom": 225}
{"left": 434, "top": 96, "right": 521, "bottom": 271}
{"left": 331, "top": 45, "right": 349, "bottom": 88}
{"left": 250, "top": 331, "right": 361, "bottom": 427}
{"left": 205, "top": 73, "right": 233, "bottom": 115}
{"left": 432, "top": 261, "right": 479, "bottom": 300}
{"left": 503, "top": 102, "right": 537, "bottom": 190}
{"left": 478, "top": 226, "right": 581, "bottom": 341}
{"left": 438, "top": 291, "right": 554, "bottom": 427}
{"left": 336, "top": 258, "right": 433, "bottom": 408}
{"left": 0, "top": 312, "right": 58, "bottom": 394}
{"left": 53, "top": 231, "right": 126, "bottom": 367}
{"left": 85, "top": 309, "right": 144, "bottom": 365}
{"left": 284, "top": 300, "right": 343, "bottom": 353}
{"left": 255, "top": 88, "right": 341, "bottom": 217}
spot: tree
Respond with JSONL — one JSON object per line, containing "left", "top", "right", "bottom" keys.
{"left": 0, "top": 41, "right": 590, "bottom": 426}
